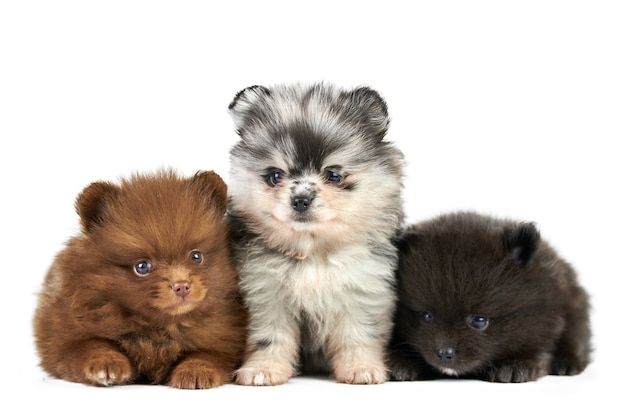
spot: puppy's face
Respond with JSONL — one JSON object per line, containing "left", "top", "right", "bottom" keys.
{"left": 236, "top": 142, "right": 382, "bottom": 236}
{"left": 75, "top": 169, "right": 233, "bottom": 319}
{"left": 395, "top": 213, "right": 554, "bottom": 376}
{"left": 227, "top": 83, "right": 404, "bottom": 255}
{"left": 395, "top": 293, "right": 501, "bottom": 377}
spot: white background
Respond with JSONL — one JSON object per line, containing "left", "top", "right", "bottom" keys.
{"left": 1, "top": 1, "right": 624, "bottom": 415}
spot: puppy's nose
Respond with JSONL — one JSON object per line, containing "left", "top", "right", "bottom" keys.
{"left": 292, "top": 196, "right": 311, "bottom": 213}
{"left": 171, "top": 280, "right": 191, "bottom": 298}
{"left": 437, "top": 347, "right": 456, "bottom": 363}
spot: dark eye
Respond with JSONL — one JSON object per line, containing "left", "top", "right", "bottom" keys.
{"left": 134, "top": 259, "right": 153, "bottom": 276}
{"left": 468, "top": 315, "right": 490, "bottom": 331}
{"left": 189, "top": 250, "right": 203, "bottom": 264}
{"left": 325, "top": 169, "right": 343, "bottom": 185}
{"left": 421, "top": 311, "right": 433, "bottom": 322}
{"left": 266, "top": 169, "right": 284, "bottom": 186}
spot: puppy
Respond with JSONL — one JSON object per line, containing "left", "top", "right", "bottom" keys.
{"left": 227, "top": 82, "right": 405, "bottom": 385}
{"left": 33, "top": 169, "right": 248, "bottom": 389}
{"left": 388, "top": 211, "right": 592, "bottom": 382}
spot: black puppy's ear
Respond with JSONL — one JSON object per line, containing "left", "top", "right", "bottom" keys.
{"left": 502, "top": 222, "right": 541, "bottom": 266}
{"left": 343, "top": 86, "right": 390, "bottom": 141}
{"left": 75, "top": 181, "right": 119, "bottom": 234}
{"left": 191, "top": 170, "right": 228, "bottom": 213}
{"left": 228, "top": 85, "right": 271, "bottom": 134}
{"left": 395, "top": 227, "right": 422, "bottom": 256}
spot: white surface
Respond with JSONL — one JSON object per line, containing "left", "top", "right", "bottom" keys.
{"left": 1, "top": 1, "right": 623, "bottom": 415}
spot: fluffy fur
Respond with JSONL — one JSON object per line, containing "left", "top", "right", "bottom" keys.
{"left": 227, "top": 82, "right": 405, "bottom": 385}
{"left": 33, "top": 169, "right": 248, "bottom": 389}
{"left": 388, "top": 211, "right": 592, "bottom": 382}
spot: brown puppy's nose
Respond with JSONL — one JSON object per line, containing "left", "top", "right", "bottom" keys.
{"left": 171, "top": 280, "right": 191, "bottom": 297}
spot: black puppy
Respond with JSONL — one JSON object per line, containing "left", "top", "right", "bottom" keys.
{"left": 388, "top": 211, "right": 592, "bottom": 382}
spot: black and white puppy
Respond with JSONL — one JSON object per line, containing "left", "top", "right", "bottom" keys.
{"left": 227, "top": 82, "right": 405, "bottom": 385}
{"left": 388, "top": 211, "right": 592, "bottom": 382}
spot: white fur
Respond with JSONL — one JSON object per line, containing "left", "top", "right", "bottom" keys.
{"left": 235, "top": 244, "right": 396, "bottom": 385}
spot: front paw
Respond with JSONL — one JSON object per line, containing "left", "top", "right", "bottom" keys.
{"left": 387, "top": 355, "right": 422, "bottom": 381}
{"left": 550, "top": 357, "right": 587, "bottom": 376}
{"left": 235, "top": 362, "right": 294, "bottom": 386}
{"left": 488, "top": 361, "right": 549, "bottom": 383}
{"left": 84, "top": 350, "right": 133, "bottom": 386}
{"left": 334, "top": 365, "right": 388, "bottom": 384}
{"left": 169, "top": 358, "right": 230, "bottom": 389}
{"left": 333, "top": 355, "right": 389, "bottom": 385}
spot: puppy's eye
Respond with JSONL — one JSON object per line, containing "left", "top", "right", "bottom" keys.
{"left": 189, "top": 250, "right": 203, "bottom": 264}
{"left": 468, "top": 315, "right": 489, "bottom": 331}
{"left": 266, "top": 169, "right": 284, "bottom": 186}
{"left": 325, "top": 169, "right": 343, "bottom": 185}
{"left": 134, "top": 259, "right": 153, "bottom": 276}
{"left": 421, "top": 312, "right": 433, "bottom": 322}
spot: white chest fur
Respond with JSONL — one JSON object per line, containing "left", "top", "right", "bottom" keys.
{"left": 239, "top": 244, "right": 396, "bottom": 317}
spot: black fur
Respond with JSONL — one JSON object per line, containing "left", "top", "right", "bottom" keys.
{"left": 388, "top": 211, "right": 592, "bottom": 383}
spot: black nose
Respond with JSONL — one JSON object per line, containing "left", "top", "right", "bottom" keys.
{"left": 292, "top": 196, "right": 311, "bottom": 213}
{"left": 437, "top": 347, "right": 456, "bottom": 363}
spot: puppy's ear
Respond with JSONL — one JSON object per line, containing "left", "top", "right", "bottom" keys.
{"left": 228, "top": 85, "right": 271, "bottom": 134}
{"left": 191, "top": 170, "right": 228, "bottom": 212}
{"left": 395, "top": 227, "right": 422, "bottom": 256}
{"left": 75, "top": 181, "right": 119, "bottom": 234}
{"left": 502, "top": 222, "right": 541, "bottom": 266}
{"left": 344, "top": 86, "right": 390, "bottom": 141}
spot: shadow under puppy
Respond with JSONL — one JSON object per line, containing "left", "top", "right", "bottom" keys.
{"left": 388, "top": 211, "right": 592, "bottom": 382}
{"left": 227, "top": 82, "right": 405, "bottom": 385}
{"left": 33, "top": 169, "right": 248, "bottom": 389}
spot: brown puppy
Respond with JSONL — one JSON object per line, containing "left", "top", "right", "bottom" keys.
{"left": 388, "top": 211, "right": 592, "bottom": 382}
{"left": 33, "top": 169, "right": 248, "bottom": 389}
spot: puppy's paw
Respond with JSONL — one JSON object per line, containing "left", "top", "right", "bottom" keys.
{"left": 334, "top": 364, "right": 388, "bottom": 385}
{"left": 235, "top": 363, "right": 293, "bottom": 386}
{"left": 488, "top": 361, "right": 548, "bottom": 383}
{"left": 169, "top": 358, "right": 229, "bottom": 389}
{"left": 387, "top": 357, "right": 422, "bottom": 381}
{"left": 550, "top": 357, "right": 586, "bottom": 376}
{"left": 84, "top": 350, "right": 133, "bottom": 386}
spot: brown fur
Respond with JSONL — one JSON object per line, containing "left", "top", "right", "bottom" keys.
{"left": 388, "top": 211, "right": 592, "bottom": 382}
{"left": 33, "top": 169, "right": 248, "bottom": 389}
